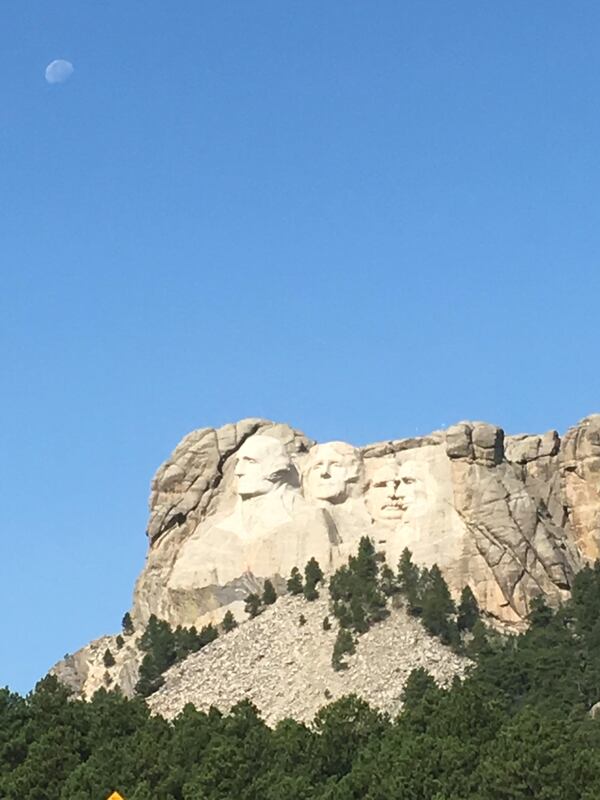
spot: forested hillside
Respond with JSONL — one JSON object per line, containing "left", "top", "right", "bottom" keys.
{"left": 4, "top": 562, "right": 600, "bottom": 799}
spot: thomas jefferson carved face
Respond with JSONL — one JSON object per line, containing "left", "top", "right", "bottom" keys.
{"left": 304, "top": 442, "right": 363, "bottom": 504}
{"left": 234, "top": 436, "right": 295, "bottom": 499}
{"left": 366, "top": 460, "right": 423, "bottom": 521}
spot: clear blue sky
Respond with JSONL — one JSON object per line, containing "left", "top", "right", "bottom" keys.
{"left": 1, "top": 2, "right": 599, "bottom": 693}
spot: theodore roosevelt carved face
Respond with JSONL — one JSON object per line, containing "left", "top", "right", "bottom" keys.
{"left": 366, "top": 460, "right": 423, "bottom": 522}
{"left": 234, "top": 436, "right": 295, "bottom": 499}
{"left": 303, "top": 441, "right": 363, "bottom": 504}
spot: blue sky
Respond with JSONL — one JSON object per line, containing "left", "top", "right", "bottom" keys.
{"left": 1, "top": 2, "right": 599, "bottom": 693}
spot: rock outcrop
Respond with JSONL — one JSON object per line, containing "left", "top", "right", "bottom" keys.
{"left": 52, "top": 414, "right": 600, "bottom": 703}
{"left": 55, "top": 633, "right": 140, "bottom": 699}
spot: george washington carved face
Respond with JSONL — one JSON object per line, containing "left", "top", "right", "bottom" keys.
{"left": 234, "top": 436, "right": 296, "bottom": 499}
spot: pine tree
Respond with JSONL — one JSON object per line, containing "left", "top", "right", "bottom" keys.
{"left": 304, "top": 557, "right": 324, "bottom": 601}
{"left": 380, "top": 564, "right": 397, "bottom": 597}
{"left": 134, "top": 614, "right": 178, "bottom": 696}
{"left": 457, "top": 585, "right": 479, "bottom": 632}
{"left": 350, "top": 596, "right": 368, "bottom": 634}
{"left": 528, "top": 595, "right": 554, "bottom": 628}
{"left": 397, "top": 548, "right": 421, "bottom": 612}
{"left": 304, "top": 582, "right": 319, "bottom": 602}
{"left": 287, "top": 566, "right": 304, "bottom": 595}
{"left": 400, "top": 667, "right": 438, "bottom": 708}
{"left": 299, "top": 614, "right": 307, "bottom": 626}
{"left": 121, "top": 611, "right": 134, "bottom": 636}
{"left": 115, "top": 635, "right": 125, "bottom": 650}
{"left": 329, "top": 538, "right": 387, "bottom": 634}
{"left": 332, "top": 629, "right": 355, "bottom": 671}
{"left": 222, "top": 610, "right": 238, "bottom": 632}
{"left": 103, "top": 648, "right": 115, "bottom": 668}
{"left": 466, "top": 619, "right": 491, "bottom": 657}
{"left": 420, "top": 565, "right": 458, "bottom": 645}
{"left": 173, "top": 625, "right": 201, "bottom": 658}
{"left": 244, "top": 593, "right": 262, "bottom": 619}
{"left": 135, "top": 654, "right": 166, "bottom": 697}
{"left": 323, "top": 616, "right": 332, "bottom": 631}
{"left": 305, "top": 557, "right": 324, "bottom": 585}
{"left": 354, "top": 536, "right": 378, "bottom": 583}
{"left": 263, "top": 579, "right": 277, "bottom": 605}
{"left": 198, "top": 624, "right": 218, "bottom": 647}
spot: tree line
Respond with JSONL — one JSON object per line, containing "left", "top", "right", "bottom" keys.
{"left": 4, "top": 562, "right": 600, "bottom": 797}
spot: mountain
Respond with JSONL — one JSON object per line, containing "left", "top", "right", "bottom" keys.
{"left": 52, "top": 414, "right": 600, "bottom": 705}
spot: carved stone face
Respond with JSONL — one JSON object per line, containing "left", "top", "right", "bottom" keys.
{"left": 304, "top": 442, "right": 362, "bottom": 504}
{"left": 366, "top": 461, "right": 422, "bottom": 521}
{"left": 234, "top": 436, "right": 294, "bottom": 499}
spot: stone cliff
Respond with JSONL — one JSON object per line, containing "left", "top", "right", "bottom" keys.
{"left": 52, "top": 414, "right": 600, "bottom": 702}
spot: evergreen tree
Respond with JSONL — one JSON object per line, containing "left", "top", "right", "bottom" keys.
{"left": 115, "top": 635, "right": 125, "bottom": 650}
{"left": 528, "top": 595, "right": 554, "bottom": 628}
{"left": 397, "top": 548, "right": 421, "bottom": 611}
{"left": 198, "top": 624, "right": 218, "bottom": 647}
{"left": 571, "top": 562, "right": 600, "bottom": 636}
{"left": 323, "top": 616, "right": 331, "bottom": 631}
{"left": 135, "top": 655, "right": 166, "bottom": 697}
{"left": 305, "top": 557, "right": 324, "bottom": 586}
{"left": 332, "top": 629, "right": 355, "bottom": 671}
{"left": 457, "top": 585, "right": 480, "bottom": 632}
{"left": 9, "top": 582, "right": 600, "bottom": 800}
{"left": 173, "top": 625, "right": 201, "bottom": 659}
{"left": 304, "top": 557, "right": 324, "bottom": 601}
{"left": 354, "top": 536, "right": 378, "bottom": 582}
{"left": 244, "top": 593, "right": 262, "bottom": 619}
{"left": 420, "top": 564, "right": 458, "bottom": 645}
{"left": 263, "top": 579, "right": 277, "bottom": 605}
{"left": 380, "top": 564, "right": 398, "bottom": 597}
{"left": 304, "top": 582, "right": 319, "bottom": 602}
{"left": 313, "top": 695, "right": 386, "bottom": 778}
{"left": 133, "top": 614, "right": 212, "bottom": 695}
{"left": 287, "top": 566, "right": 304, "bottom": 595}
{"left": 400, "top": 666, "right": 438, "bottom": 709}
{"left": 121, "top": 611, "right": 134, "bottom": 636}
{"left": 329, "top": 537, "right": 388, "bottom": 634}
{"left": 135, "top": 615, "right": 177, "bottom": 696}
{"left": 467, "top": 619, "right": 492, "bottom": 658}
{"left": 299, "top": 614, "right": 307, "bottom": 626}
{"left": 139, "top": 615, "right": 176, "bottom": 662}
{"left": 103, "top": 648, "right": 116, "bottom": 668}
{"left": 222, "top": 610, "right": 238, "bottom": 632}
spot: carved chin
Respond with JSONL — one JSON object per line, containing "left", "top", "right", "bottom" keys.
{"left": 237, "top": 482, "right": 272, "bottom": 499}
{"left": 377, "top": 504, "right": 407, "bottom": 519}
{"left": 313, "top": 486, "right": 346, "bottom": 503}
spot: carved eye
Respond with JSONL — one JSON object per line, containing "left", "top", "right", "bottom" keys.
{"left": 242, "top": 457, "right": 257, "bottom": 464}
{"left": 403, "top": 477, "right": 416, "bottom": 484}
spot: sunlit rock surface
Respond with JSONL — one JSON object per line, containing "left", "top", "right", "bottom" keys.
{"left": 52, "top": 414, "right": 600, "bottom": 699}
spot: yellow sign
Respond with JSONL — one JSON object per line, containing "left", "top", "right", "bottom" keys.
{"left": 107, "top": 793, "right": 125, "bottom": 800}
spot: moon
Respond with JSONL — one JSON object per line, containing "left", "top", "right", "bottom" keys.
{"left": 45, "top": 60, "right": 74, "bottom": 84}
